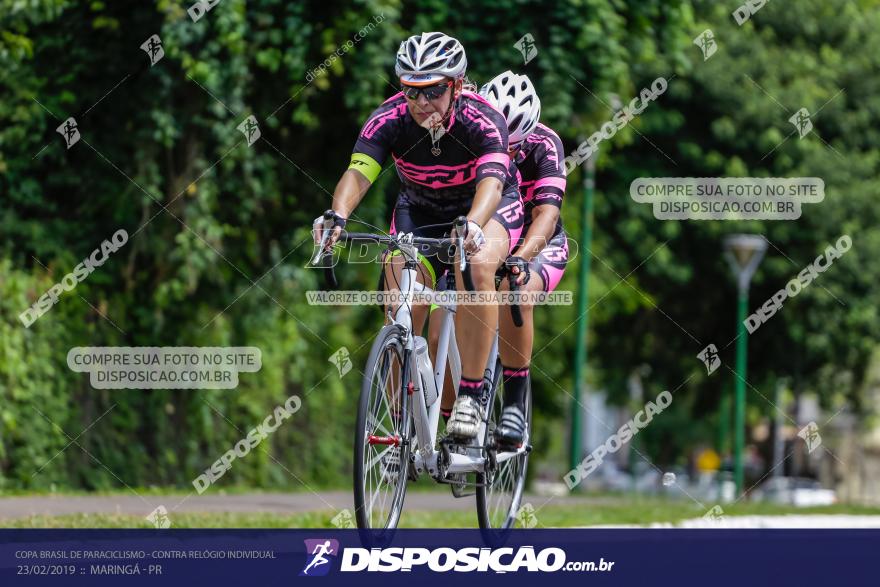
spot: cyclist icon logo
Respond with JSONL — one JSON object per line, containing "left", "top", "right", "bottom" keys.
{"left": 329, "top": 347, "right": 352, "bottom": 378}
{"left": 702, "top": 505, "right": 725, "bottom": 523}
{"left": 514, "top": 33, "right": 538, "bottom": 65}
{"left": 789, "top": 108, "right": 813, "bottom": 139}
{"left": 300, "top": 539, "right": 339, "bottom": 576}
{"left": 693, "top": 29, "right": 717, "bottom": 61}
{"left": 330, "top": 509, "right": 355, "bottom": 529}
{"left": 797, "top": 421, "right": 822, "bottom": 454}
{"left": 237, "top": 115, "right": 261, "bottom": 146}
{"left": 56, "top": 117, "right": 81, "bottom": 149}
{"left": 515, "top": 503, "right": 538, "bottom": 528}
{"left": 145, "top": 505, "right": 172, "bottom": 529}
{"left": 140, "top": 34, "right": 165, "bottom": 67}
{"left": 697, "top": 344, "right": 721, "bottom": 375}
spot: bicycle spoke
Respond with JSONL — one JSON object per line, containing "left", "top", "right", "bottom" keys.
{"left": 365, "top": 443, "right": 394, "bottom": 473}
{"left": 358, "top": 332, "right": 410, "bottom": 532}
{"left": 367, "top": 452, "right": 389, "bottom": 524}
{"left": 376, "top": 352, "right": 399, "bottom": 431}
{"left": 477, "top": 372, "right": 530, "bottom": 530}
{"left": 367, "top": 412, "right": 392, "bottom": 438}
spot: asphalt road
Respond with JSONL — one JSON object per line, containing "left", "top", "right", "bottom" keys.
{"left": 0, "top": 491, "right": 590, "bottom": 521}
{"left": 5, "top": 493, "right": 880, "bottom": 528}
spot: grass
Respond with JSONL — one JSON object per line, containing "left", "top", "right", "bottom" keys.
{"left": 0, "top": 486, "right": 336, "bottom": 498}
{"left": 4, "top": 498, "right": 880, "bottom": 529}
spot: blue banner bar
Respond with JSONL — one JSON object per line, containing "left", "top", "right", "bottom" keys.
{"left": 1, "top": 529, "right": 876, "bottom": 585}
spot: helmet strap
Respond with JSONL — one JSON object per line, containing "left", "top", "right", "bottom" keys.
{"left": 423, "top": 79, "right": 461, "bottom": 156}
{"left": 434, "top": 79, "right": 461, "bottom": 128}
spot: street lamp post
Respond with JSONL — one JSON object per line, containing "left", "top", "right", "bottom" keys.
{"left": 723, "top": 234, "right": 767, "bottom": 497}
{"left": 570, "top": 153, "right": 595, "bottom": 478}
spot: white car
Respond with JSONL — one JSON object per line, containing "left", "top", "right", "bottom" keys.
{"left": 752, "top": 477, "right": 837, "bottom": 507}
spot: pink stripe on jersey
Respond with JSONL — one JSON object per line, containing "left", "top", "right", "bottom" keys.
{"left": 382, "top": 91, "right": 404, "bottom": 105}
{"left": 460, "top": 102, "right": 502, "bottom": 143}
{"left": 521, "top": 176, "right": 565, "bottom": 203}
{"left": 476, "top": 152, "right": 509, "bottom": 167}
{"left": 525, "top": 124, "right": 562, "bottom": 171}
{"left": 534, "top": 176, "right": 566, "bottom": 191}
{"left": 362, "top": 100, "right": 407, "bottom": 139}
{"left": 393, "top": 156, "right": 477, "bottom": 189}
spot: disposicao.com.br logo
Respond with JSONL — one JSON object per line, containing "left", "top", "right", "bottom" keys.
{"left": 299, "top": 537, "right": 615, "bottom": 575}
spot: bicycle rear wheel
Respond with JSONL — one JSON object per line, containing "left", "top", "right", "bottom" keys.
{"left": 476, "top": 358, "right": 532, "bottom": 536}
{"left": 353, "top": 324, "right": 412, "bottom": 541}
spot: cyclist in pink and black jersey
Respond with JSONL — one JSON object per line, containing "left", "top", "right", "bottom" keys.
{"left": 313, "top": 33, "right": 525, "bottom": 441}
{"left": 480, "top": 71, "right": 569, "bottom": 447}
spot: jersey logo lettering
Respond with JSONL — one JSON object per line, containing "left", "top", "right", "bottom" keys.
{"left": 542, "top": 246, "right": 567, "bottom": 263}
{"left": 498, "top": 201, "right": 524, "bottom": 223}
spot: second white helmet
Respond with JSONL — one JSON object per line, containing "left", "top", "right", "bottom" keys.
{"left": 395, "top": 32, "right": 467, "bottom": 85}
{"left": 480, "top": 71, "right": 541, "bottom": 146}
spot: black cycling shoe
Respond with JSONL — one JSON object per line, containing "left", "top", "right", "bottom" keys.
{"left": 494, "top": 404, "right": 525, "bottom": 448}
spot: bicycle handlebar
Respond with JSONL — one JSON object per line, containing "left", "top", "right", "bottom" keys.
{"left": 315, "top": 210, "right": 475, "bottom": 292}
{"left": 313, "top": 211, "right": 519, "bottom": 327}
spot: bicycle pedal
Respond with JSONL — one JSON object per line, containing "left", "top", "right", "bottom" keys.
{"left": 451, "top": 484, "right": 475, "bottom": 498}
{"left": 447, "top": 474, "right": 476, "bottom": 497}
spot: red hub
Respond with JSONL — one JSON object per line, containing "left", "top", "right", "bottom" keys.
{"left": 368, "top": 435, "right": 400, "bottom": 446}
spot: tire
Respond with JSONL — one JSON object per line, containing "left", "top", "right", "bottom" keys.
{"left": 475, "top": 357, "right": 532, "bottom": 539}
{"left": 353, "top": 324, "right": 412, "bottom": 543}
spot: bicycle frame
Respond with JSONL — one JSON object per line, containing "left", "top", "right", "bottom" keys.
{"left": 386, "top": 235, "right": 529, "bottom": 480}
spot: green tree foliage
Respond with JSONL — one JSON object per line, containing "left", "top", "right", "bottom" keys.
{"left": 0, "top": 0, "right": 876, "bottom": 489}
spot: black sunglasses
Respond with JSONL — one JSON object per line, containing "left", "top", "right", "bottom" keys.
{"left": 402, "top": 81, "right": 452, "bottom": 101}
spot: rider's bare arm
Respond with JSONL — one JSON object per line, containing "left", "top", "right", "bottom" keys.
{"left": 332, "top": 168, "right": 372, "bottom": 218}
{"left": 466, "top": 176, "right": 502, "bottom": 224}
{"left": 513, "top": 204, "right": 559, "bottom": 261}
{"left": 314, "top": 160, "right": 376, "bottom": 246}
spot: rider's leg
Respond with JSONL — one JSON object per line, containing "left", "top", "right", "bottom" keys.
{"left": 495, "top": 233, "right": 568, "bottom": 445}
{"left": 498, "top": 274, "right": 543, "bottom": 399}
{"left": 494, "top": 274, "right": 540, "bottom": 447}
{"left": 456, "top": 217, "right": 509, "bottom": 376}
{"left": 498, "top": 232, "right": 569, "bottom": 375}
{"left": 446, "top": 218, "right": 510, "bottom": 438}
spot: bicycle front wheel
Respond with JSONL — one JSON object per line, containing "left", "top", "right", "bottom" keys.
{"left": 353, "top": 324, "right": 412, "bottom": 539}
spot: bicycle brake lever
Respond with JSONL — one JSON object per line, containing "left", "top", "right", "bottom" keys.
{"left": 310, "top": 212, "right": 336, "bottom": 266}
{"left": 453, "top": 216, "right": 468, "bottom": 272}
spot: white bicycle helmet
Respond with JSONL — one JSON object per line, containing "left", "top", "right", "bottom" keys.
{"left": 480, "top": 71, "right": 541, "bottom": 146}
{"left": 395, "top": 32, "right": 467, "bottom": 85}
